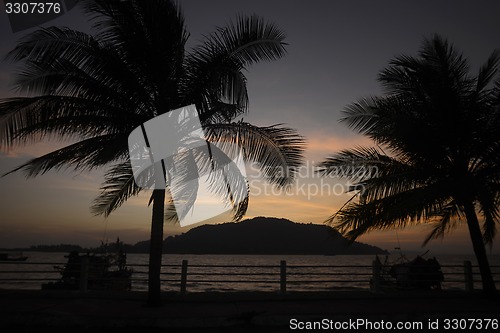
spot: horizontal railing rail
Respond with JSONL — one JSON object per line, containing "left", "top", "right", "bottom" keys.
{"left": 0, "top": 259, "right": 499, "bottom": 293}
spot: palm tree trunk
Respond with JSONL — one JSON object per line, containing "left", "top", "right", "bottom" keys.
{"left": 147, "top": 188, "right": 166, "bottom": 306}
{"left": 463, "top": 201, "right": 497, "bottom": 296}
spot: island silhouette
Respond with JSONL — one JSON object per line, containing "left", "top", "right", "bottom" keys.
{"left": 158, "top": 217, "right": 388, "bottom": 255}
{"left": 9, "top": 217, "right": 388, "bottom": 255}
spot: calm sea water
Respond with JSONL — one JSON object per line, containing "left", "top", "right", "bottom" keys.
{"left": 0, "top": 252, "right": 499, "bottom": 292}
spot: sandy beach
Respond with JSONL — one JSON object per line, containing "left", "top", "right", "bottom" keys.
{"left": 1, "top": 290, "right": 499, "bottom": 332}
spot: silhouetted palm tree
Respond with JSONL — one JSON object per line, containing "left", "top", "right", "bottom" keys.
{"left": 0, "top": 0, "right": 304, "bottom": 305}
{"left": 319, "top": 35, "right": 500, "bottom": 295}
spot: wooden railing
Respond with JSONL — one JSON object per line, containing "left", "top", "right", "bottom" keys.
{"left": 0, "top": 260, "right": 498, "bottom": 293}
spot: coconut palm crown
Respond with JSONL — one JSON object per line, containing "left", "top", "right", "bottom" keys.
{"left": 319, "top": 35, "right": 500, "bottom": 294}
{"left": 0, "top": 0, "right": 305, "bottom": 304}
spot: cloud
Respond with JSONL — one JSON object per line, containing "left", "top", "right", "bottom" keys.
{"left": 245, "top": 189, "right": 347, "bottom": 224}
{"left": 306, "top": 132, "right": 374, "bottom": 161}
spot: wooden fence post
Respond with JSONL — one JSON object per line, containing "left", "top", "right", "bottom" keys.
{"left": 79, "top": 256, "right": 89, "bottom": 293}
{"left": 280, "top": 260, "right": 286, "bottom": 294}
{"left": 464, "top": 260, "right": 473, "bottom": 292}
{"left": 180, "top": 259, "right": 188, "bottom": 294}
{"left": 371, "top": 259, "right": 381, "bottom": 293}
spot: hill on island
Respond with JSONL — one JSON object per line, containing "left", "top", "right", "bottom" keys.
{"left": 138, "top": 217, "right": 387, "bottom": 255}
{"left": 13, "top": 217, "right": 388, "bottom": 255}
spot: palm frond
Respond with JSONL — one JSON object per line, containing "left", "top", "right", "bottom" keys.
{"left": 339, "top": 97, "right": 380, "bottom": 134}
{"left": 91, "top": 161, "right": 143, "bottom": 217}
{"left": 379, "top": 55, "right": 424, "bottom": 96}
{"left": 84, "top": 0, "right": 188, "bottom": 112}
{"left": 6, "top": 26, "right": 99, "bottom": 64}
{"left": 8, "top": 27, "right": 144, "bottom": 99}
{"left": 197, "top": 143, "right": 247, "bottom": 203}
{"left": 476, "top": 185, "right": 500, "bottom": 246}
{"left": 232, "top": 183, "right": 250, "bottom": 221}
{"left": 204, "top": 122, "right": 305, "bottom": 187}
{"left": 162, "top": 153, "right": 250, "bottom": 224}
{"left": 0, "top": 96, "right": 144, "bottom": 146}
{"left": 199, "top": 101, "right": 246, "bottom": 124}
{"left": 164, "top": 199, "right": 179, "bottom": 223}
{"left": 194, "top": 14, "right": 286, "bottom": 69}
{"left": 317, "top": 146, "right": 431, "bottom": 201}
{"left": 167, "top": 150, "right": 200, "bottom": 222}
{"left": 476, "top": 50, "right": 500, "bottom": 92}
{"left": 168, "top": 141, "right": 249, "bottom": 222}
{"left": 334, "top": 188, "right": 454, "bottom": 241}
{"left": 422, "top": 202, "right": 462, "bottom": 245}
{"left": 2, "top": 134, "right": 128, "bottom": 178}
{"left": 183, "top": 50, "right": 249, "bottom": 118}
{"left": 183, "top": 14, "right": 287, "bottom": 118}
{"left": 317, "top": 146, "right": 392, "bottom": 179}
{"left": 482, "top": 209, "right": 497, "bottom": 247}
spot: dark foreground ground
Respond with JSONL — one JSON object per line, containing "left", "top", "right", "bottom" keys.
{"left": 0, "top": 289, "right": 499, "bottom": 332}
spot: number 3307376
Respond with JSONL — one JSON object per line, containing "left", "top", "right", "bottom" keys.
{"left": 5, "top": 2, "right": 61, "bottom": 14}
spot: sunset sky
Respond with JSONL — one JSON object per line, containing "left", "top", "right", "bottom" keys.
{"left": 1, "top": 0, "right": 500, "bottom": 254}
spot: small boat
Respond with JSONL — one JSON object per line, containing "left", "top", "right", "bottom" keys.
{"left": 0, "top": 252, "right": 28, "bottom": 261}
{"left": 388, "top": 255, "right": 444, "bottom": 289}
{"left": 42, "top": 239, "right": 132, "bottom": 291}
{"left": 374, "top": 251, "right": 444, "bottom": 290}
